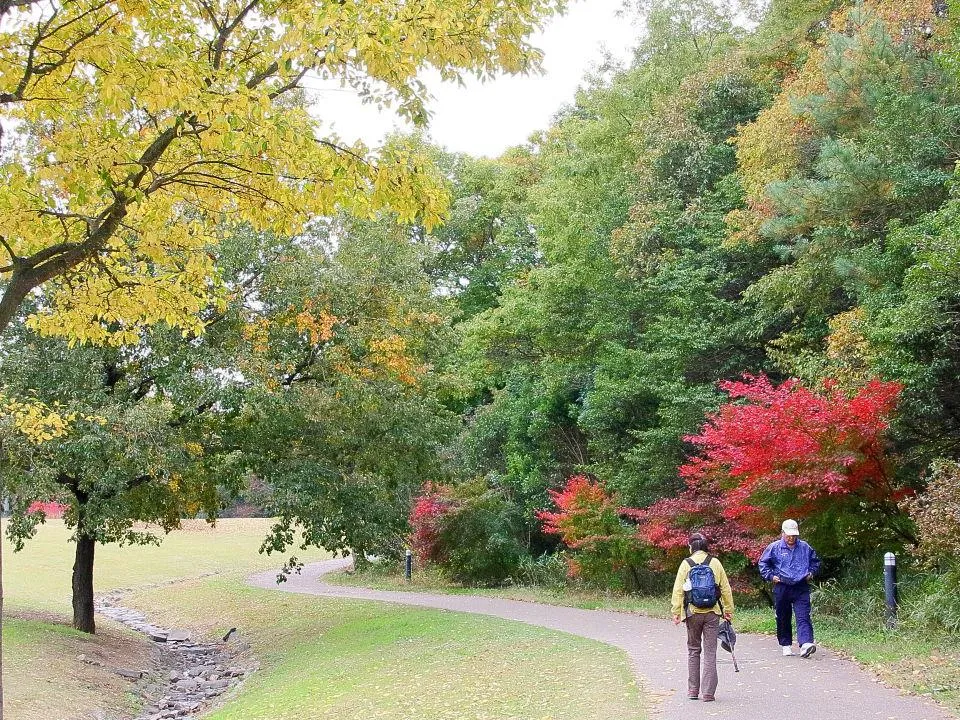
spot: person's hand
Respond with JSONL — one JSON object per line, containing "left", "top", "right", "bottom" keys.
{"left": 673, "top": 615, "right": 682, "bottom": 625}
{"left": 772, "top": 575, "right": 781, "bottom": 583}
{"left": 805, "top": 572, "right": 813, "bottom": 581}
{"left": 723, "top": 612, "right": 733, "bottom": 621}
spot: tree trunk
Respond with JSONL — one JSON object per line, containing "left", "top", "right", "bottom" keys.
{"left": 72, "top": 534, "right": 96, "bottom": 634}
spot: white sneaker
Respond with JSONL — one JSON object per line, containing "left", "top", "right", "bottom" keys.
{"left": 800, "top": 642, "right": 817, "bottom": 658}
{"left": 782, "top": 645, "right": 794, "bottom": 656}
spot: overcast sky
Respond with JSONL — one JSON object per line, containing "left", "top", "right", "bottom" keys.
{"left": 306, "top": 0, "right": 642, "bottom": 158}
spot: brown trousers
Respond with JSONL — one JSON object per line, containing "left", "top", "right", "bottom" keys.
{"left": 685, "top": 611, "right": 719, "bottom": 697}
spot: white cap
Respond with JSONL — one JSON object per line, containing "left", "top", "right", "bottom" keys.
{"left": 781, "top": 519, "right": 800, "bottom": 536}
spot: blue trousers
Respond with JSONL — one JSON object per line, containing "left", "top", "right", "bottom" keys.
{"left": 773, "top": 581, "right": 814, "bottom": 646}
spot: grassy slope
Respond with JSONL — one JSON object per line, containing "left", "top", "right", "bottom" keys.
{"left": 127, "top": 577, "right": 646, "bottom": 720}
{"left": 329, "top": 564, "right": 960, "bottom": 715}
{"left": 5, "top": 617, "right": 154, "bottom": 720}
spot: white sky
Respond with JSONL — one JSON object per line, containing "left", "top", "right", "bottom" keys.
{"left": 306, "top": 0, "right": 641, "bottom": 158}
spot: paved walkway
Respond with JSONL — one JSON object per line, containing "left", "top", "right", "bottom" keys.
{"left": 248, "top": 559, "right": 952, "bottom": 720}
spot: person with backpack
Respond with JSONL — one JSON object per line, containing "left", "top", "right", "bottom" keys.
{"left": 671, "top": 532, "right": 735, "bottom": 703}
{"left": 758, "top": 519, "right": 822, "bottom": 658}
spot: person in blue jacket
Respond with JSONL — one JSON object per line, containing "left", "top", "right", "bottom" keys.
{"left": 758, "top": 519, "right": 822, "bottom": 658}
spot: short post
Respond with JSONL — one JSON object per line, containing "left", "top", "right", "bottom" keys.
{"left": 884, "top": 552, "right": 898, "bottom": 629}
{"left": 405, "top": 548, "right": 413, "bottom": 581}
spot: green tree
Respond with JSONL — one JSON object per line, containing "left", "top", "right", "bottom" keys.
{"left": 225, "top": 217, "right": 456, "bottom": 570}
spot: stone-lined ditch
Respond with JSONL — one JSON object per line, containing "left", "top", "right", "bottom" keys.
{"left": 95, "top": 591, "right": 257, "bottom": 720}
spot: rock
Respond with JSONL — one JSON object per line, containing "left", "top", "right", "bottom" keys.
{"left": 95, "top": 597, "right": 255, "bottom": 720}
{"left": 204, "top": 679, "right": 230, "bottom": 690}
{"left": 175, "top": 678, "right": 199, "bottom": 692}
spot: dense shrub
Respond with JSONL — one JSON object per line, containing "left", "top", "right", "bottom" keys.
{"left": 438, "top": 483, "right": 526, "bottom": 585}
{"left": 537, "top": 475, "right": 645, "bottom": 590}
{"left": 516, "top": 553, "right": 569, "bottom": 588}
{"left": 626, "top": 375, "right": 908, "bottom": 565}
{"left": 900, "top": 563, "right": 960, "bottom": 638}
{"left": 409, "top": 482, "right": 455, "bottom": 565}
{"left": 409, "top": 480, "right": 525, "bottom": 585}
{"left": 903, "top": 460, "right": 960, "bottom": 567}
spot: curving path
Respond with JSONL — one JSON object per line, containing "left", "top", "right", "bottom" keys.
{"left": 248, "top": 559, "right": 951, "bottom": 720}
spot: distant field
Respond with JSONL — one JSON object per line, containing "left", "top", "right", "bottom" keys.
{"left": 4, "top": 518, "right": 320, "bottom": 614}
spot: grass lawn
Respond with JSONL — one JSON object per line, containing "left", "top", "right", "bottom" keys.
{"left": 329, "top": 563, "right": 960, "bottom": 715}
{"left": 126, "top": 577, "right": 646, "bottom": 720}
{"left": 4, "top": 519, "right": 647, "bottom": 720}
{"left": 4, "top": 518, "right": 320, "bottom": 613}
{"left": 2, "top": 518, "right": 326, "bottom": 720}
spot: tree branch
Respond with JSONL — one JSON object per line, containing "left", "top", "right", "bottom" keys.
{"left": 212, "top": 0, "right": 260, "bottom": 70}
{"left": 0, "top": 237, "right": 19, "bottom": 267}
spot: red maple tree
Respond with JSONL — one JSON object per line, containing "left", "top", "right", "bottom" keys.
{"left": 537, "top": 475, "right": 643, "bottom": 584}
{"left": 627, "top": 375, "right": 904, "bottom": 561}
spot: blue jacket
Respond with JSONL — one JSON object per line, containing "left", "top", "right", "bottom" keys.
{"left": 758, "top": 538, "right": 821, "bottom": 585}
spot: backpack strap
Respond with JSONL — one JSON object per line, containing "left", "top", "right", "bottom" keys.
{"left": 683, "top": 557, "right": 695, "bottom": 618}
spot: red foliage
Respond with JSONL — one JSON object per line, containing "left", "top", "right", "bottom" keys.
{"left": 537, "top": 475, "right": 642, "bottom": 583}
{"left": 408, "top": 482, "right": 454, "bottom": 564}
{"left": 629, "top": 375, "right": 902, "bottom": 561}
{"left": 28, "top": 501, "right": 67, "bottom": 518}
{"left": 537, "top": 475, "right": 618, "bottom": 549}
{"left": 622, "top": 489, "right": 763, "bottom": 565}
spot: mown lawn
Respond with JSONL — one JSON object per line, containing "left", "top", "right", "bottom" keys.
{"left": 126, "top": 577, "right": 646, "bottom": 720}
{"left": 4, "top": 518, "right": 317, "bottom": 613}
{"left": 4, "top": 520, "right": 648, "bottom": 720}
{"left": 329, "top": 563, "right": 960, "bottom": 715}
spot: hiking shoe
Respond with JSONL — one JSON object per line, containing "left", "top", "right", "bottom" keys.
{"left": 688, "top": 694, "right": 699, "bottom": 700}
{"left": 800, "top": 643, "right": 817, "bottom": 658}
{"left": 782, "top": 645, "right": 794, "bottom": 656}
{"left": 702, "top": 695, "right": 715, "bottom": 702}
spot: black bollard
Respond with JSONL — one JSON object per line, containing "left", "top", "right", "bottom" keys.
{"left": 884, "top": 552, "right": 898, "bottom": 629}
{"left": 405, "top": 548, "right": 413, "bottom": 581}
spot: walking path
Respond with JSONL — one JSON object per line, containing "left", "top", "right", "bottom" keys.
{"left": 248, "top": 559, "right": 951, "bottom": 720}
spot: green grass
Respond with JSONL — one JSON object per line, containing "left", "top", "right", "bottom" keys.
{"left": 2, "top": 518, "right": 327, "bottom": 720}
{"left": 3, "top": 520, "right": 647, "bottom": 720}
{"left": 330, "top": 563, "right": 960, "bottom": 715}
{"left": 126, "top": 577, "right": 646, "bottom": 720}
{"left": 4, "top": 518, "right": 323, "bottom": 614}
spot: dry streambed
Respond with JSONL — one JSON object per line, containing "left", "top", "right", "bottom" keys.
{"left": 96, "top": 591, "right": 257, "bottom": 720}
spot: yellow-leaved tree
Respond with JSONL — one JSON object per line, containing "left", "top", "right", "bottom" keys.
{"left": 0, "top": 0, "right": 563, "bottom": 714}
